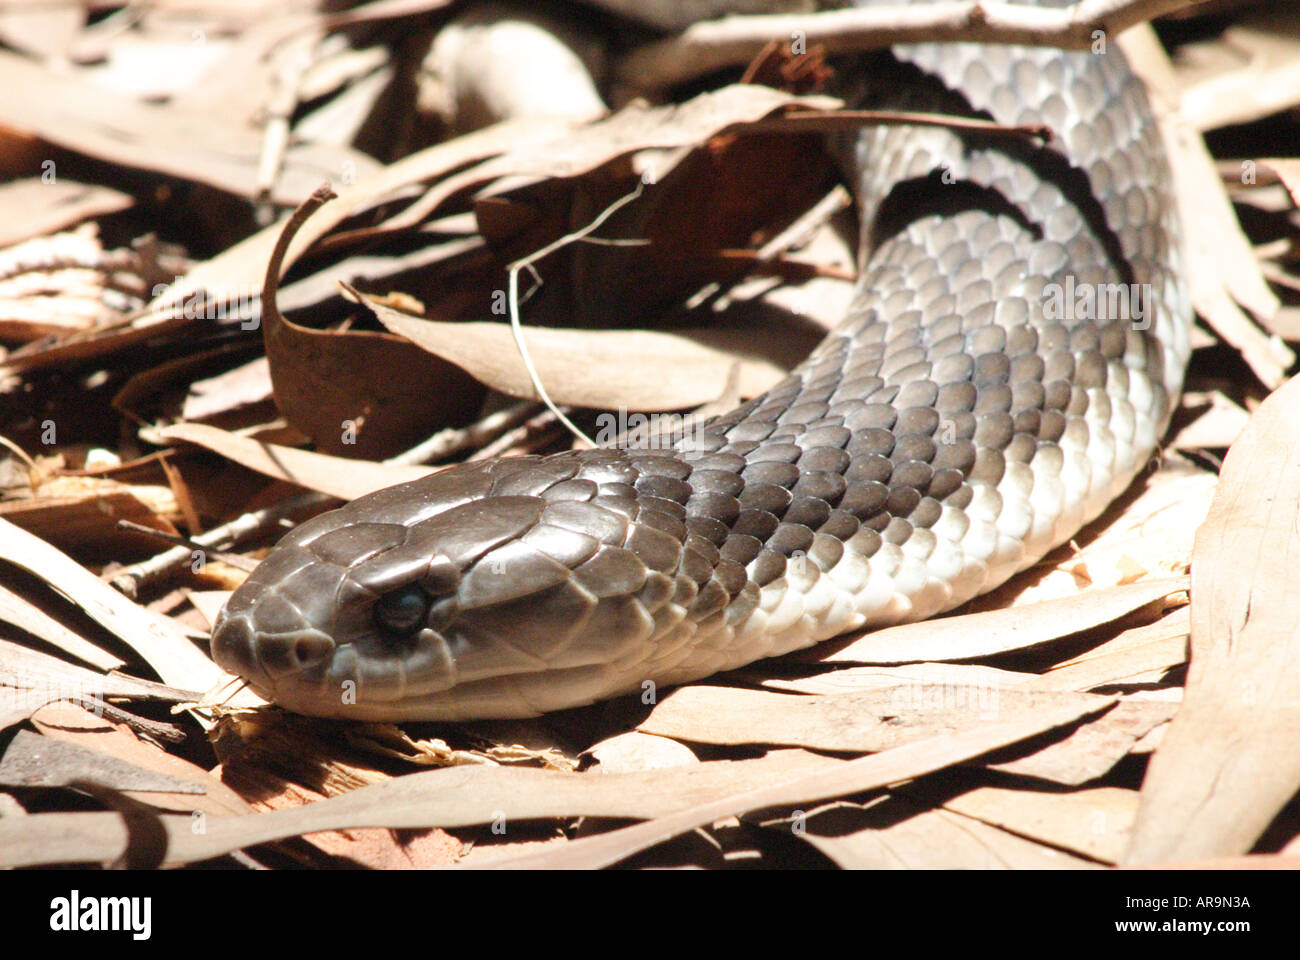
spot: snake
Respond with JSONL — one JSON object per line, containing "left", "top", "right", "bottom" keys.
{"left": 211, "top": 0, "right": 1190, "bottom": 721}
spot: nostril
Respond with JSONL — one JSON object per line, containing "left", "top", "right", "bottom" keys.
{"left": 254, "top": 631, "right": 334, "bottom": 679}
{"left": 292, "top": 635, "right": 334, "bottom": 667}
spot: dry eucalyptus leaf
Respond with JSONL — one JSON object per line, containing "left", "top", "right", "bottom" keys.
{"left": 0, "top": 48, "right": 379, "bottom": 204}
{"left": 156, "top": 422, "right": 432, "bottom": 500}
{"left": 987, "top": 699, "right": 1178, "bottom": 786}
{"left": 476, "top": 699, "right": 1108, "bottom": 869}
{"left": 638, "top": 683, "right": 1114, "bottom": 756}
{"left": 1259, "top": 158, "right": 1300, "bottom": 208}
{"left": 0, "top": 638, "right": 194, "bottom": 732}
{"left": 31, "top": 702, "right": 249, "bottom": 816}
{"left": 0, "top": 749, "right": 836, "bottom": 867}
{"left": 1170, "top": 391, "right": 1251, "bottom": 451}
{"left": 162, "top": 116, "right": 561, "bottom": 313}
{"left": 347, "top": 723, "right": 576, "bottom": 772}
{"left": 364, "top": 292, "right": 790, "bottom": 411}
{"left": 0, "top": 729, "right": 202, "bottom": 794}
{"left": 0, "top": 517, "right": 218, "bottom": 691}
{"left": 1174, "top": 7, "right": 1300, "bottom": 132}
{"left": 216, "top": 758, "right": 462, "bottom": 869}
{"left": 0, "top": 178, "right": 132, "bottom": 248}
{"left": 0, "top": 477, "right": 181, "bottom": 556}
{"left": 1126, "top": 374, "right": 1300, "bottom": 865}
{"left": 379, "top": 83, "right": 840, "bottom": 235}
{"left": 0, "top": 226, "right": 119, "bottom": 341}
{"left": 1034, "top": 606, "right": 1190, "bottom": 693}
{"left": 760, "top": 660, "right": 1035, "bottom": 697}
{"left": 790, "top": 799, "right": 1096, "bottom": 869}
{"left": 0, "top": 581, "right": 125, "bottom": 672}
{"left": 186, "top": 590, "right": 231, "bottom": 631}
{"left": 971, "top": 462, "right": 1210, "bottom": 609}
{"left": 943, "top": 784, "right": 1140, "bottom": 865}
{"left": 260, "top": 276, "right": 486, "bottom": 461}
{"left": 181, "top": 356, "right": 275, "bottom": 422}
{"left": 584, "top": 731, "right": 700, "bottom": 774}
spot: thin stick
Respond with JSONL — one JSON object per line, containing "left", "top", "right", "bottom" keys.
{"left": 109, "top": 491, "right": 327, "bottom": 598}
{"left": 387, "top": 399, "right": 541, "bottom": 465}
{"left": 114, "top": 520, "right": 261, "bottom": 573}
{"left": 617, "top": 0, "right": 1209, "bottom": 91}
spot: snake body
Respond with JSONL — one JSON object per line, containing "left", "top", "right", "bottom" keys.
{"left": 212, "top": 0, "right": 1190, "bottom": 721}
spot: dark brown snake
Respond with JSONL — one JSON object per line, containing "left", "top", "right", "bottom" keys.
{"left": 212, "top": 0, "right": 1190, "bottom": 720}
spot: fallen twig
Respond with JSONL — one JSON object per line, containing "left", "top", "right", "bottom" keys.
{"left": 618, "top": 0, "right": 1209, "bottom": 91}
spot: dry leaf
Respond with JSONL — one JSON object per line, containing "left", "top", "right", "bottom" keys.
{"left": 944, "top": 784, "right": 1140, "bottom": 865}
{"left": 0, "top": 178, "right": 132, "bottom": 249}
{"left": 0, "top": 518, "right": 218, "bottom": 691}
{"left": 0, "top": 582, "right": 125, "bottom": 672}
{"left": 0, "top": 749, "right": 835, "bottom": 867}
{"left": 0, "top": 47, "right": 380, "bottom": 204}
{"left": 787, "top": 799, "right": 1096, "bottom": 869}
{"left": 216, "top": 758, "right": 461, "bottom": 868}
{"left": 0, "top": 729, "right": 202, "bottom": 793}
{"left": 1035, "top": 606, "right": 1190, "bottom": 692}
{"left": 760, "top": 660, "right": 1034, "bottom": 696}
{"left": 31, "top": 701, "right": 248, "bottom": 814}
{"left": 1174, "top": 6, "right": 1300, "bottom": 131}
{"left": 971, "top": 462, "right": 1211, "bottom": 608}
{"left": 365, "top": 294, "right": 791, "bottom": 411}
{"left": 1126, "top": 374, "right": 1300, "bottom": 864}
{"left": 637, "top": 683, "right": 1114, "bottom": 755}
{"left": 0, "top": 638, "right": 193, "bottom": 732}
{"left": 584, "top": 731, "right": 700, "bottom": 774}
{"left": 156, "top": 422, "right": 432, "bottom": 500}
{"left": 987, "top": 699, "right": 1178, "bottom": 786}
{"left": 1259, "top": 158, "right": 1300, "bottom": 209}
{"left": 476, "top": 698, "right": 1107, "bottom": 869}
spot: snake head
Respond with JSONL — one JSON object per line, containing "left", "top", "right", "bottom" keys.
{"left": 211, "top": 453, "right": 708, "bottom": 720}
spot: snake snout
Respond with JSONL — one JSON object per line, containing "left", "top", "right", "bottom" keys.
{"left": 210, "top": 610, "right": 267, "bottom": 688}
{"left": 211, "top": 607, "right": 336, "bottom": 691}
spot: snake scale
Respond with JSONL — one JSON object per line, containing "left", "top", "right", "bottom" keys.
{"left": 212, "top": 0, "right": 1190, "bottom": 721}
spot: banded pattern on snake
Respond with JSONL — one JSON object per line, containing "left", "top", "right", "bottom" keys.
{"left": 212, "top": 0, "right": 1190, "bottom": 721}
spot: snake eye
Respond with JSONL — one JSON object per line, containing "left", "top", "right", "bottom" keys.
{"left": 373, "top": 584, "right": 431, "bottom": 636}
